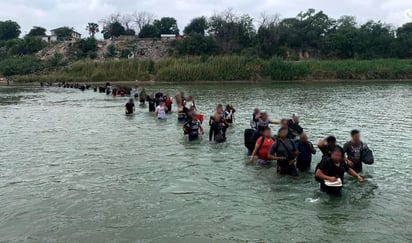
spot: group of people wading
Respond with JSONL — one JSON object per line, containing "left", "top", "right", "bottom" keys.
{"left": 124, "top": 89, "right": 236, "bottom": 143}
{"left": 122, "top": 87, "right": 374, "bottom": 195}
{"left": 245, "top": 110, "right": 374, "bottom": 195}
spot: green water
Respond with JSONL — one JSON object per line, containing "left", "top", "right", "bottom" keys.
{"left": 0, "top": 82, "right": 411, "bottom": 242}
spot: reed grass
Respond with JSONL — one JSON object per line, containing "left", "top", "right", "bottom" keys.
{"left": 11, "top": 57, "right": 412, "bottom": 83}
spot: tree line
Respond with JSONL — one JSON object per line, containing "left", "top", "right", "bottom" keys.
{"left": 1, "top": 8, "right": 412, "bottom": 61}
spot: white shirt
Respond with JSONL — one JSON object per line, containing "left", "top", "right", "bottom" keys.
{"left": 156, "top": 106, "right": 167, "bottom": 119}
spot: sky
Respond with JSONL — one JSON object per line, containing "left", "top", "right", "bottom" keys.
{"left": 0, "top": 0, "right": 411, "bottom": 38}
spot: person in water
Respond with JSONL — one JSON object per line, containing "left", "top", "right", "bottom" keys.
{"left": 295, "top": 133, "right": 316, "bottom": 172}
{"left": 177, "top": 102, "right": 189, "bottom": 123}
{"left": 343, "top": 130, "right": 369, "bottom": 173}
{"left": 139, "top": 87, "right": 147, "bottom": 105}
{"left": 224, "top": 105, "right": 236, "bottom": 124}
{"left": 183, "top": 111, "right": 204, "bottom": 141}
{"left": 212, "top": 104, "right": 228, "bottom": 132}
{"left": 249, "top": 127, "right": 275, "bottom": 166}
{"left": 154, "top": 100, "right": 168, "bottom": 120}
{"left": 288, "top": 113, "right": 304, "bottom": 140}
{"left": 257, "top": 112, "right": 280, "bottom": 130}
{"left": 148, "top": 95, "right": 156, "bottom": 112}
{"left": 185, "top": 96, "right": 196, "bottom": 110}
{"left": 315, "top": 148, "right": 364, "bottom": 194}
{"left": 268, "top": 128, "right": 298, "bottom": 176}
{"left": 209, "top": 112, "right": 226, "bottom": 143}
{"left": 318, "top": 136, "right": 343, "bottom": 159}
{"left": 125, "top": 98, "right": 135, "bottom": 115}
{"left": 250, "top": 108, "right": 261, "bottom": 130}
{"left": 165, "top": 96, "right": 173, "bottom": 113}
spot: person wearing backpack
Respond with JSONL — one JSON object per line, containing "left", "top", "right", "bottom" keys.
{"left": 249, "top": 127, "right": 275, "bottom": 166}
{"left": 288, "top": 113, "right": 304, "bottom": 140}
{"left": 343, "top": 130, "right": 374, "bottom": 173}
{"left": 268, "top": 128, "right": 298, "bottom": 176}
{"left": 295, "top": 133, "right": 316, "bottom": 172}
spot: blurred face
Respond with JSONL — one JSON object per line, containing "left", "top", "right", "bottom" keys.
{"left": 293, "top": 115, "right": 299, "bottom": 122}
{"left": 263, "top": 129, "right": 272, "bottom": 137}
{"left": 261, "top": 113, "right": 268, "bottom": 120}
{"left": 300, "top": 134, "right": 308, "bottom": 143}
{"left": 328, "top": 141, "right": 336, "bottom": 148}
{"left": 352, "top": 133, "right": 361, "bottom": 143}
{"left": 331, "top": 151, "right": 342, "bottom": 162}
{"left": 279, "top": 129, "right": 288, "bottom": 138}
{"left": 281, "top": 120, "right": 288, "bottom": 128}
{"left": 217, "top": 106, "right": 223, "bottom": 113}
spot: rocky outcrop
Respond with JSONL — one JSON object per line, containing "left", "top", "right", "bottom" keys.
{"left": 36, "top": 38, "right": 173, "bottom": 61}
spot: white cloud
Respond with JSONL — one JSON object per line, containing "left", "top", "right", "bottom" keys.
{"left": 0, "top": 0, "right": 411, "bottom": 38}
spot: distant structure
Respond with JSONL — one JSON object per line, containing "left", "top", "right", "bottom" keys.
{"left": 41, "top": 35, "right": 57, "bottom": 43}
{"left": 160, "top": 34, "right": 176, "bottom": 39}
{"left": 42, "top": 28, "right": 82, "bottom": 43}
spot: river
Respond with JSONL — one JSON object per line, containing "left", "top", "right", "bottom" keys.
{"left": 0, "top": 82, "right": 411, "bottom": 242}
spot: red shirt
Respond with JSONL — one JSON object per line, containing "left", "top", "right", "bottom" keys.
{"left": 256, "top": 137, "right": 275, "bottom": 160}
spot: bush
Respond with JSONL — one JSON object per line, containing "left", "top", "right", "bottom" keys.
{"left": 0, "top": 56, "right": 43, "bottom": 76}
{"left": 268, "top": 57, "right": 310, "bottom": 80}
{"left": 77, "top": 38, "right": 97, "bottom": 58}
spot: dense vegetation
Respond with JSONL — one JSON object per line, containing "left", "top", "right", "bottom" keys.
{"left": 1, "top": 8, "right": 412, "bottom": 82}
{"left": 12, "top": 57, "right": 412, "bottom": 83}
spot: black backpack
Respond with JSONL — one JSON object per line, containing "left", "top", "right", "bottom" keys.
{"left": 244, "top": 129, "right": 255, "bottom": 150}
{"left": 361, "top": 142, "right": 374, "bottom": 165}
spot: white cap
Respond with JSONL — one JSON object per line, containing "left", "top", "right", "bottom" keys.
{"left": 293, "top": 113, "right": 299, "bottom": 117}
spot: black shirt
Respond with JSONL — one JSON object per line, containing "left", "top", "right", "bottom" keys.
{"left": 148, "top": 99, "right": 156, "bottom": 112}
{"left": 288, "top": 119, "right": 303, "bottom": 138}
{"left": 317, "top": 157, "right": 349, "bottom": 182}
{"left": 125, "top": 102, "right": 134, "bottom": 114}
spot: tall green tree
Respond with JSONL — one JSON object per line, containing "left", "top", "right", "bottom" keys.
{"left": 209, "top": 10, "right": 256, "bottom": 54}
{"left": 27, "top": 26, "right": 46, "bottom": 37}
{"left": 6, "top": 37, "right": 46, "bottom": 56}
{"left": 256, "top": 14, "right": 284, "bottom": 58}
{"left": 0, "top": 20, "right": 21, "bottom": 40}
{"left": 394, "top": 23, "right": 412, "bottom": 58}
{"left": 86, "top": 23, "right": 99, "bottom": 38}
{"left": 101, "top": 21, "right": 125, "bottom": 39}
{"left": 184, "top": 17, "right": 208, "bottom": 35}
{"left": 153, "top": 17, "right": 179, "bottom": 35}
{"left": 174, "top": 33, "right": 217, "bottom": 55}
{"left": 138, "top": 24, "right": 160, "bottom": 38}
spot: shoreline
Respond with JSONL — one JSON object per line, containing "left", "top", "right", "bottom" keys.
{"left": 3, "top": 78, "right": 412, "bottom": 87}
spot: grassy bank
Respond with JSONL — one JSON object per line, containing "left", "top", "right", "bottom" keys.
{"left": 11, "top": 56, "right": 412, "bottom": 83}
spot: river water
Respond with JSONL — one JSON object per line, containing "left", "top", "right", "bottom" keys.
{"left": 0, "top": 82, "right": 411, "bottom": 242}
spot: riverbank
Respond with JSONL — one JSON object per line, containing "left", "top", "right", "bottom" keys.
{"left": 8, "top": 56, "right": 412, "bottom": 84}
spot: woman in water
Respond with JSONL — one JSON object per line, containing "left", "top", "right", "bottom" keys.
{"left": 249, "top": 127, "right": 275, "bottom": 166}
{"left": 154, "top": 100, "right": 168, "bottom": 120}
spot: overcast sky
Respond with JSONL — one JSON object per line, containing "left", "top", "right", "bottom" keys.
{"left": 1, "top": 0, "right": 411, "bottom": 38}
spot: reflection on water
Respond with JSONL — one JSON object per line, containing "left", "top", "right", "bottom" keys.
{"left": 0, "top": 82, "right": 411, "bottom": 242}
